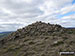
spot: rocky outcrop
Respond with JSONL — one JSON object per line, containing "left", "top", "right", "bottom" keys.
{"left": 0, "top": 21, "right": 75, "bottom": 56}
{"left": 11, "top": 21, "right": 65, "bottom": 38}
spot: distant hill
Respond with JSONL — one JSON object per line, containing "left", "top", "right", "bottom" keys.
{"left": 0, "top": 31, "right": 13, "bottom": 38}
{"left": 0, "top": 21, "right": 75, "bottom": 56}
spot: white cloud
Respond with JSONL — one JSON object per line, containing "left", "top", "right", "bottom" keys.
{"left": 0, "top": 0, "right": 75, "bottom": 32}
{"left": 61, "top": 14, "right": 75, "bottom": 19}
{"left": 51, "top": 14, "right": 75, "bottom": 27}
{"left": 59, "top": 4, "right": 75, "bottom": 15}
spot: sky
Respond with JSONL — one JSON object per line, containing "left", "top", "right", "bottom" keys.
{"left": 0, "top": 0, "right": 75, "bottom": 32}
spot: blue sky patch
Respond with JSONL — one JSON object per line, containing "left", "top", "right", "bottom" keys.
{"left": 57, "top": 11, "right": 75, "bottom": 18}
{"left": 72, "top": 0, "right": 75, "bottom": 4}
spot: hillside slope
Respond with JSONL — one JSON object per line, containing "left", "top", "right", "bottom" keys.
{"left": 0, "top": 21, "right": 75, "bottom": 56}
{"left": 0, "top": 32, "right": 12, "bottom": 38}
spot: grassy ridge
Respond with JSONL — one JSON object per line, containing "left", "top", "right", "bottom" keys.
{"left": 0, "top": 31, "right": 13, "bottom": 38}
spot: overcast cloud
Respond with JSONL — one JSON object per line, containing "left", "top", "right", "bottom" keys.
{"left": 0, "top": 0, "right": 75, "bottom": 32}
